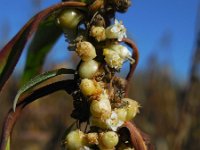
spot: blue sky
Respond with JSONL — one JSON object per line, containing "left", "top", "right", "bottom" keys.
{"left": 0, "top": 0, "right": 199, "bottom": 82}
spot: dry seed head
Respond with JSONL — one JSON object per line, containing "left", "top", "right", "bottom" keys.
{"left": 79, "top": 60, "right": 100, "bottom": 79}
{"left": 90, "top": 26, "right": 106, "bottom": 42}
{"left": 76, "top": 41, "right": 97, "bottom": 61}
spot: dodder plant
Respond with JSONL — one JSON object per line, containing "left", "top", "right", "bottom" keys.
{"left": 0, "top": 0, "right": 153, "bottom": 150}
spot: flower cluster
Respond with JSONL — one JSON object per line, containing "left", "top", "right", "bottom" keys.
{"left": 56, "top": 1, "right": 141, "bottom": 149}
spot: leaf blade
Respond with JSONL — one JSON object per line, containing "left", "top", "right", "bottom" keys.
{"left": 5, "top": 137, "right": 10, "bottom": 150}
{"left": 13, "top": 68, "right": 75, "bottom": 111}
{"left": 21, "top": 16, "right": 62, "bottom": 84}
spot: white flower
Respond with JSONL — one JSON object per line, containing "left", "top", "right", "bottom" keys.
{"left": 109, "top": 44, "right": 131, "bottom": 59}
{"left": 109, "top": 44, "right": 135, "bottom": 64}
{"left": 105, "top": 19, "right": 127, "bottom": 41}
{"left": 103, "top": 44, "right": 135, "bottom": 69}
{"left": 105, "top": 111, "right": 124, "bottom": 131}
{"left": 103, "top": 49, "right": 124, "bottom": 69}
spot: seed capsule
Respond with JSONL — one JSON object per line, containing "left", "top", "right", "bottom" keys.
{"left": 80, "top": 79, "right": 102, "bottom": 96}
{"left": 76, "top": 41, "right": 97, "bottom": 61}
{"left": 57, "top": 9, "right": 83, "bottom": 29}
{"left": 122, "top": 98, "right": 140, "bottom": 121}
{"left": 99, "top": 131, "right": 119, "bottom": 149}
{"left": 65, "top": 129, "right": 86, "bottom": 150}
{"left": 79, "top": 60, "right": 100, "bottom": 79}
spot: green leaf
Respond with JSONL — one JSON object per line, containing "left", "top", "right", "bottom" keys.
{"left": 13, "top": 68, "right": 75, "bottom": 111}
{"left": 0, "top": 1, "right": 86, "bottom": 92}
{"left": 5, "top": 136, "right": 10, "bottom": 150}
{"left": 21, "top": 17, "right": 62, "bottom": 85}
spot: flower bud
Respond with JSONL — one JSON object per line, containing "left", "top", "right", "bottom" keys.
{"left": 79, "top": 60, "right": 100, "bottom": 79}
{"left": 76, "top": 41, "right": 97, "bottom": 61}
{"left": 65, "top": 129, "right": 86, "bottom": 150}
{"left": 57, "top": 9, "right": 83, "bottom": 29}
{"left": 80, "top": 79, "right": 102, "bottom": 96}
{"left": 99, "top": 131, "right": 119, "bottom": 149}
{"left": 122, "top": 98, "right": 140, "bottom": 121}
{"left": 90, "top": 26, "right": 106, "bottom": 42}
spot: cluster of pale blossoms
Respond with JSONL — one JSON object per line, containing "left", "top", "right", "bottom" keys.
{"left": 57, "top": 9, "right": 139, "bottom": 150}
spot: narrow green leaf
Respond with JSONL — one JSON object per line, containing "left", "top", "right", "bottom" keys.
{"left": 5, "top": 137, "right": 10, "bottom": 150}
{"left": 21, "top": 17, "right": 62, "bottom": 85}
{"left": 13, "top": 68, "right": 75, "bottom": 111}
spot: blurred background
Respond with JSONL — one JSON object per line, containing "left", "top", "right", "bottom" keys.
{"left": 0, "top": 0, "right": 200, "bottom": 149}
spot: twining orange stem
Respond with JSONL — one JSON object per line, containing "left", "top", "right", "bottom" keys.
{"left": 124, "top": 121, "right": 147, "bottom": 150}
{"left": 122, "top": 38, "right": 139, "bottom": 96}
